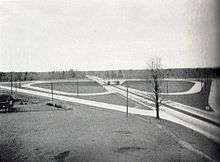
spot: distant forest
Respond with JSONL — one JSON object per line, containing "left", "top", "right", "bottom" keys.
{"left": 0, "top": 67, "right": 219, "bottom": 82}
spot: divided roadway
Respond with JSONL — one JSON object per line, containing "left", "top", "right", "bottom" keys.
{"left": 87, "top": 75, "right": 220, "bottom": 144}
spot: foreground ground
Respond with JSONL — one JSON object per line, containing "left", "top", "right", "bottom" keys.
{"left": 0, "top": 93, "right": 219, "bottom": 161}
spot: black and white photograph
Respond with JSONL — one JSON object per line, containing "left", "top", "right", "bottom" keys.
{"left": 0, "top": 0, "right": 220, "bottom": 161}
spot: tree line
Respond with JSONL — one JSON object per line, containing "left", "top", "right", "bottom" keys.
{"left": 0, "top": 69, "right": 85, "bottom": 82}
{"left": 0, "top": 67, "right": 219, "bottom": 82}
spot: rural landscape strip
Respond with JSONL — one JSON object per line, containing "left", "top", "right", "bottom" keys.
{"left": 0, "top": 85, "right": 146, "bottom": 114}
{"left": 1, "top": 79, "right": 219, "bottom": 144}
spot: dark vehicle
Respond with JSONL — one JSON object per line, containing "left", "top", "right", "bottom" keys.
{"left": 0, "top": 94, "right": 17, "bottom": 112}
{"left": 106, "top": 80, "right": 120, "bottom": 85}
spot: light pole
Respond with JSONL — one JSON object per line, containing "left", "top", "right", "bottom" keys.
{"left": 76, "top": 69, "right": 79, "bottom": 97}
{"left": 126, "top": 84, "right": 129, "bottom": 117}
{"left": 166, "top": 73, "right": 168, "bottom": 94}
{"left": 15, "top": 80, "right": 17, "bottom": 96}
{"left": 51, "top": 82, "right": 54, "bottom": 104}
{"left": 51, "top": 71, "right": 54, "bottom": 104}
{"left": 10, "top": 72, "right": 13, "bottom": 95}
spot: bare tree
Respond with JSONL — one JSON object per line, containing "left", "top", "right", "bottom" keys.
{"left": 0, "top": 72, "right": 5, "bottom": 82}
{"left": 15, "top": 72, "right": 22, "bottom": 88}
{"left": 147, "top": 57, "right": 164, "bottom": 119}
{"left": 24, "top": 72, "right": 28, "bottom": 81}
{"left": 118, "top": 70, "right": 123, "bottom": 78}
{"left": 68, "top": 69, "right": 76, "bottom": 78}
{"left": 105, "top": 71, "right": 110, "bottom": 79}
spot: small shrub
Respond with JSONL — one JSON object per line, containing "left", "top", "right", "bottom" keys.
{"left": 55, "top": 104, "right": 62, "bottom": 108}
{"left": 20, "top": 99, "right": 29, "bottom": 105}
{"left": 46, "top": 102, "right": 54, "bottom": 106}
{"left": 46, "top": 102, "right": 64, "bottom": 109}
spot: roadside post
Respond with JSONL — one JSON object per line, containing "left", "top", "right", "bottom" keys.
{"left": 15, "top": 81, "right": 17, "bottom": 96}
{"left": 76, "top": 69, "right": 79, "bottom": 97}
{"left": 10, "top": 72, "right": 13, "bottom": 95}
{"left": 51, "top": 82, "right": 54, "bottom": 104}
{"left": 77, "top": 78, "right": 79, "bottom": 97}
{"left": 19, "top": 80, "right": 21, "bottom": 88}
{"left": 166, "top": 73, "right": 169, "bottom": 94}
{"left": 126, "top": 84, "right": 129, "bottom": 117}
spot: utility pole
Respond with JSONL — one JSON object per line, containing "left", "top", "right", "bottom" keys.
{"left": 51, "top": 82, "right": 54, "bottom": 104}
{"left": 15, "top": 81, "right": 17, "bottom": 96}
{"left": 166, "top": 73, "right": 169, "bottom": 94}
{"left": 10, "top": 72, "right": 13, "bottom": 95}
{"left": 155, "top": 79, "right": 160, "bottom": 119}
{"left": 76, "top": 69, "right": 79, "bottom": 97}
{"left": 126, "top": 85, "right": 129, "bottom": 117}
{"left": 51, "top": 70, "right": 55, "bottom": 104}
{"left": 19, "top": 79, "right": 21, "bottom": 88}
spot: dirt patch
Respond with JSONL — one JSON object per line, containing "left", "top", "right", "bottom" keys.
{"left": 113, "top": 130, "right": 132, "bottom": 135}
{"left": 115, "top": 146, "right": 145, "bottom": 153}
{"left": 11, "top": 103, "right": 63, "bottom": 113}
{"left": 54, "top": 151, "right": 70, "bottom": 162}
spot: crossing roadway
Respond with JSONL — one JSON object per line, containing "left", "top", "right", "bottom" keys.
{"left": 87, "top": 75, "right": 220, "bottom": 144}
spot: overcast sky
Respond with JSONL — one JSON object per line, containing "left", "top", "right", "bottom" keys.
{"left": 0, "top": 0, "right": 219, "bottom": 72}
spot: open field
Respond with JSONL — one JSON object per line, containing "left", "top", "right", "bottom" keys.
{"left": 163, "top": 79, "right": 212, "bottom": 110}
{"left": 0, "top": 78, "right": 214, "bottom": 111}
{"left": 33, "top": 81, "right": 106, "bottom": 93}
{"left": 1, "top": 86, "right": 137, "bottom": 108}
{"left": 0, "top": 92, "right": 219, "bottom": 161}
{"left": 122, "top": 79, "right": 212, "bottom": 111}
{"left": 122, "top": 80, "right": 194, "bottom": 93}
{"left": 78, "top": 93, "right": 137, "bottom": 107}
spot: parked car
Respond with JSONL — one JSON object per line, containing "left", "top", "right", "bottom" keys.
{"left": 106, "top": 80, "right": 120, "bottom": 85}
{"left": 0, "top": 94, "right": 18, "bottom": 112}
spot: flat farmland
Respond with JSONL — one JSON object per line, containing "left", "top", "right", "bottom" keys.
{"left": 122, "top": 80, "right": 194, "bottom": 93}
{"left": 33, "top": 81, "right": 106, "bottom": 93}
